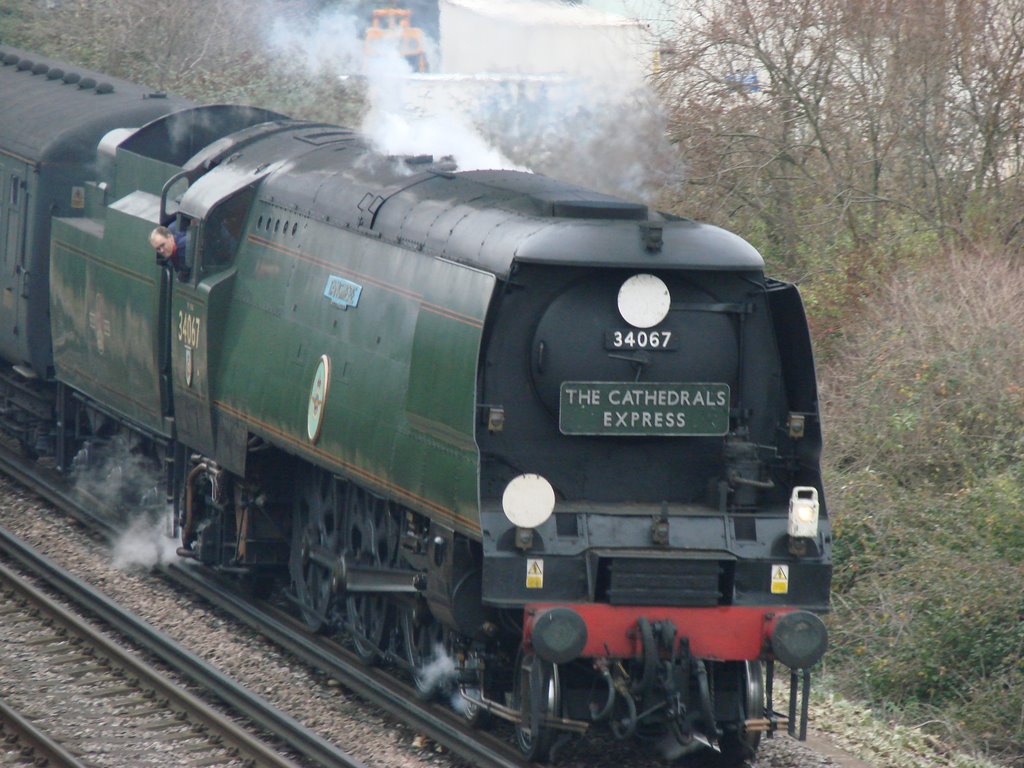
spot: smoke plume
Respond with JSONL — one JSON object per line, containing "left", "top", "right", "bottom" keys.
{"left": 264, "top": 1, "right": 680, "bottom": 202}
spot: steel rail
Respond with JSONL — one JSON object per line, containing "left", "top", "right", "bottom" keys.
{"left": 0, "top": 695, "right": 89, "bottom": 768}
{"left": 0, "top": 526, "right": 366, "bottom": 768}
{"left": 0, "top": 442, "right": 530, "bottom": 768}
{"left": 166, "top": 561, "right": 532, "bottom": 768}
{"left": 0, "top": 556, "right": 305, "bottom": 768}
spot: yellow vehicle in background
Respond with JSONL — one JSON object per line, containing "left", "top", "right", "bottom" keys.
{"left": 364, "top": 8, "right": 428, "bottom": 72}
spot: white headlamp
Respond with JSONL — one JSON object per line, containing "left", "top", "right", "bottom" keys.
{"left": 788, "top": 486, "right": 819, "bottom": 539}
{"left": 502, "top": 474, "right": 556, "bottom": 529}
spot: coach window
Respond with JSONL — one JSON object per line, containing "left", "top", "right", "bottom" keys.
{"left": 200, "top": 187, "right": 254, "bottom": 274}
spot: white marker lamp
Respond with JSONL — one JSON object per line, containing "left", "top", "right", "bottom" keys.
{"left": 503, "top": 474, "right": 556, "bottom": 550}
{"left": 788, "top": 486, "right": 819, "bottom": 539}
{"left": 617, "top": 273, "right": 671, "bottom": 329}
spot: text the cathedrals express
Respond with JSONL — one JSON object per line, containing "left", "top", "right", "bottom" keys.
{"left": 559, "top": 382, "right": 730, "bottom": 435}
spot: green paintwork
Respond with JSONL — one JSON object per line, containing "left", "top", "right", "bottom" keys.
{"left": 175, "top": 207, "right": 494, "bottom": 537}
{"left": 0, "top": 155, "right": 31, "bottom": 366}
{"left": 110, "top": 154, "right": 181, "bottom": 206}
{"left": 50, "top": 133, "right": 496, "bottom": 537}
{"left": 49, "top": 145, "right": 191, "bottom": 439}
{"left": 50, "top": 195, "right": 169, "bottom": 437}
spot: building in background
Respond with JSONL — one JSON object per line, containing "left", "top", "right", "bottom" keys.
{"left": 439, "top": 0, "right": 656, "bottom": 90}
{"left": 579, "top": 0, "right": 677, "bottom": 37}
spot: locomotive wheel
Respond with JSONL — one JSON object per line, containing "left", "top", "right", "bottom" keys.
{"left": 398, "top": 609, "right": 491, "bottom": 726}
{"left": 289, "top": 467, "right": 338, "bottom": 632}
{"left": 457, "top": 652, "right": 493, "bottom": 728}
{"left": 347, "top": 584, "right": 391, "bottom": 664}
{"left": 718, "top": 660, "right": 765, "bottom": 765}
{"left": 344, "top": 489, "right": 401, "bottom": 664}
{"left": 512, "top": 649, "right": 560, "bottom": 762}
{"left": 399, "top": 604, "right": 453, "bottom": 699}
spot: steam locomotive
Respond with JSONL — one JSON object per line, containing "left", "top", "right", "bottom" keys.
{"left": 0, "top": 45, "right": 831, "bottom": 763}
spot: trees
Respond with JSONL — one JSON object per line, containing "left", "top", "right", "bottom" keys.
{"left": 2, "top": 0, "right": 367, "bottom": 125}
{"left": 657, "top": 0, "right": 1024, "bottom": 270}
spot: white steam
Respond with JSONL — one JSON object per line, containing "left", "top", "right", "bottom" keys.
{"left": 412, "top": 643, "right": 486, "bottom": 717}
{"left": 264, "top": 1, "right": 680, "bottom": 200}
{"left": 415, "top": 643, "right": 458, "bottom": 694}
{"left": 71, "top": 436, "right": 178, "bottom": 571}
{"left": 269, "top": 12, "right": 365, "bottom": 75}
{"left": 112, "top": 512, "right": 179, "bottom": 570}
{"left": 356, "top": 41, "right": 523, "bottom": 169}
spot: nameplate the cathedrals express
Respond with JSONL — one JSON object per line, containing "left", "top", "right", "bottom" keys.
{"left": 559, "top": 382, "right": 730, "bottom": 436}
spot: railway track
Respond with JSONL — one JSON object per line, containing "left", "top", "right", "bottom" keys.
{"left": 0, "top": 554, "right": 308, "bottom": 768}
{"left": 0, "top": 442, "right": 531, "bottom": 768}
{"left": 166, "top": 563, "right": 530, "bottom": 768}
{"left": 0, "top": 692, "right": 88, "bottom": 768}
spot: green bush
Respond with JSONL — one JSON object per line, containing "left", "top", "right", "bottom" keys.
{"left": 971, "top": 469, "right": 1024, "bottom": 563}
{"left": 824, "top": 251, "right": 1024, "bottom": 761}
{"left": 828, "top": 491, "right": 1024, "bottom": 759}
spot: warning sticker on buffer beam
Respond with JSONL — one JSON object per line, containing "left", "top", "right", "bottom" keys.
{"left": 559, "top": 382, "right": 730, "bottom": 436}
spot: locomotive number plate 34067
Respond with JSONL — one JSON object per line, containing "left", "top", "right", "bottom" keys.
{"left": 604, "top": 329, "right": 676, "bottom": 350}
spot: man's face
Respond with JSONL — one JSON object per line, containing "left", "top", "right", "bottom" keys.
{"left": 153, "top": 234, "right": 175, "bottom": 259}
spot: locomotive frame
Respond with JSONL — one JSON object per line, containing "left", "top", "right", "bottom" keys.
{"left": 0, "top": 45, "right": 831, "bottom": 764}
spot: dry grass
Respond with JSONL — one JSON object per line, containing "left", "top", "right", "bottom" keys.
{"left": 821, "top": 249, "right": 1024, "bottom": 764}
{"left": 822, "top": 250, "right": 1024, "bottom": 487}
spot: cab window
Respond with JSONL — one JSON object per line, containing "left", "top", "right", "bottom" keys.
{"left": 200, "top": 188, "right": 254, "bottom": 273}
